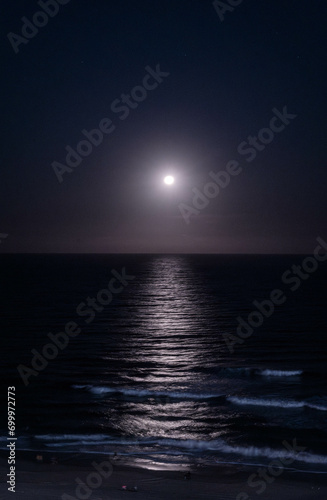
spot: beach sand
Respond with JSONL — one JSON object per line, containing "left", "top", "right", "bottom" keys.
{"left": 1, "top": 453, "right": 327, "bottom": 500}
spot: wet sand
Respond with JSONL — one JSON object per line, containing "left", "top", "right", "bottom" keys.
{"left": 1, "top": 453, "right": 327, "bottom": 500}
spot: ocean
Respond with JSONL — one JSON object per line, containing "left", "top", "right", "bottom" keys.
{"left": 1, "top": 254, "right": 327, "bottom": 472}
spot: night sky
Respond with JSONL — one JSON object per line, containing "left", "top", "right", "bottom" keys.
{"left": 1, "top": 0, "right": 326, "bottom": 254}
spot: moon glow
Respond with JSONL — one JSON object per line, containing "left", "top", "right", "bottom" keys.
{"left": 164, "top": 175, "right": 174, "bottom": 185}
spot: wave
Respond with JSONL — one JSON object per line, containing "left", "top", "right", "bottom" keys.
{"left": 35, "top": 434, "right": 159, "bottom": 448}
{"left": 260, "top": 369, "right": 303, "bottom": 377}
{"left": 216, "top": 366, "right": 304, "bottom": 377}
{"left": 227, "top": 396, "right": 327, "bottom": 411}
{"left": 307, "top": 402, "right": 327, "bottom": 412}
{"left": 213, "top": 367, "right": 304, "bottom": 379}
{"left": 35, "top": 434, "right": 109, "bottom": 442}
{"left": 214, "top": 440, "right": 327, "bottom": 466}
{"left": 33, "top": 434, "right": 327, "bottom": 465}
{"left": 72, "top": 385, "right": 327, "bottom": 411}
{"left": 157, "top": 438, "right": 327, "bottom": 465}
{"left": 72, "top": 385, "right": 220, "bottom": 400}
{"left": 227, "top": 396, "right": 304, "bottom": 409}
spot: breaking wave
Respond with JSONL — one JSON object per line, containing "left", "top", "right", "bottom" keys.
{"left": 260, "top": 369, "right": 303, "bottom": 377}
{"left": 227, "top": 396, "right": 327, "bottom": 411}
{"left": 72, "top": 385, "right": 220, "bottom": 400}
{"left": 33, "top": 434, "right": 327, "bottom": 465}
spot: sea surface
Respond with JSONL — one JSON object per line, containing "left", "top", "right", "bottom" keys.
{"left": 1, "top": 254, "right": 327, "bottom": 472}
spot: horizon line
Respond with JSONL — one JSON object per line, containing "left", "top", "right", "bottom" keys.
{"left": 0, "top": 251, "right": 313, "bottom": 256}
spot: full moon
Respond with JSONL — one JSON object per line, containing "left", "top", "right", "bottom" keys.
{"left": 164, "top": 175, "right": 174, "bottom": 185}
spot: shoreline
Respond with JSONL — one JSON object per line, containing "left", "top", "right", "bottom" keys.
{"left": 1, "top": 451, "right": 327, "bottom": 499}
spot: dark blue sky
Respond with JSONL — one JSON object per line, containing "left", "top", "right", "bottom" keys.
{"left": 1, "top": 0, "right": 326, "bottom": 253}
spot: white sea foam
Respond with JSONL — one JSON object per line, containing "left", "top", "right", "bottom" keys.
{"left": 307, "top": 403, "right": 327, "bottom": 412}
{"left": 72, "top": 385, "right": 327, "bottom": 411}
{"left": 260, "top": 369, "right": 303, "bottom": 377}
{"left": 72, "top": 385, "right": 219, "bottom": 400}
{"left": 35, "top": 434, "right": 109, "bottom": 441}
{"left": 158, "top": 438, "right": 327, "bottom": 465}
{"left": 217, "top": 441, "right": 327, "bottom": 465}
{"left": 227, "top": 396, "right": 304, "bottom": 408}
{"left": 32, "top": 434, "right": 327, "bottom": 465}
{"left": 227, "top": 396, "right": 327, "bottom": 411}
